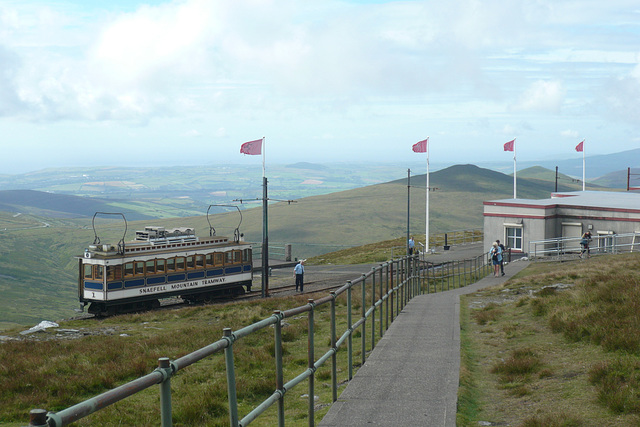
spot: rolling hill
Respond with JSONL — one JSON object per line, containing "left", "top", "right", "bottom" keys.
{"left": 0, "top": 164, "right": 616, "bottom": 328}
{"left": 0, "top": 190, "right": 155, "bottom": 220}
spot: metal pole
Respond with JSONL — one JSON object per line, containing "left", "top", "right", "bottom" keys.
{"left": 29, "top": 409, "right": 48, "bottom": 427}
{"left": 330, "top": 292, "right": 338, "bottom": 402}
{"left": 379, "top": 266, "right": 384, "bottom": 337}
{"left": 407, "top": 169, "right": 410, "bottom": 256}
{"left": 361, "top": 274, "right": 366, "bottom": 366}
{"left": 385, "top": 262, "right": 390, "bottom": 329}
{"left": 347, "top": 282, "right": 353, "bottom": 380}
{"left": 307, "top": 301, "right": 315, "bottom": 427}
{"left": 371, "top": 268, "right": 376, "bottom": 350}
{"left": 389, "top": 261, "right": 394, "bottom": 323}
{"left": 274, "top": 311, "right": 285, "bottom": 427}
{"left": 158, "top": 357, "right": 173, "bottom": 427}
{"left": 262, "top": 176, "right": 269, "bottom": 297}
{"left": 223, "top": 328, "right": 239, "bottom": 427}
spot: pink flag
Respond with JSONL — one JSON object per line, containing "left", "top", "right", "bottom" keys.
{"left": 575, "top": 140, "right": 584, "bottom": 152}
{"left": 503, "top": 139, "right": 515, "bottom": 152}
{"left": 240, "top": 139, "right": 262, "bottom": 155}
{"left": 412, "top": 137, "right": 429, "bottom": 153}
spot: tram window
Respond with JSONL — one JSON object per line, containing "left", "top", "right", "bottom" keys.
{"left": 233, "top": 251, "right": 242, "bottom": 264}
{"left": 135, "top": 261, "right": 145, "bottom": 275}
{"left": 166, "top": 258, "right": 175, "bottom": 272}
{"left": 176, "top": 257, "right": 185, "bottom": 270}
{"left": 225, "top": 251, "right": 234, "bottom": 264}
{"left": 107, "top": 265, "right": 122, "bottom": 281}
{"left": 196, "top": 254, "right": 204, "bottom": 268}
{"left": 146, "top": 260, "right": 156, "bottom": 274}
{"left": 214, "top": 252, "right": 224, "bottom": 266}
{"left": 243, "top": 249, "right": 251, "bottom": 263}
{"left": 186, "top": 256, "right": 195, "bottom": 269}
{"left": 157, "top": 259, "right": 166, "bottom": 273}
{"left": 95, "top": 265, "right": 104, "bottom": 280}
{"left": 124, "top": 262, "right": 134, "bottom": 277}
{"left": 84, "top": 264, "right": 93, "bottom": 279}
{"left": 205, "top": 254, "right": 213, "bottom": 266}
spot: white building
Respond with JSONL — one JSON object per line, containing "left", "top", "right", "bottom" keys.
{"left": 483, "top": 191, "right": 640, "bottom": 255}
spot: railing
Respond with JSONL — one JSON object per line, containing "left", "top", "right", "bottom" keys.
{"left": 423, "top": 253, "right": 492, "bottom": 292}
{"left": 391, "top": 228, "right": 484, "bottom": 259}
{"left": 252, "top": 243, "right": 288, "bottom": 261}
{"left": 428, "top": 228, "right": 483, "bottom": 249}
{"left": 529, "top": 232, "right": 640, "bottom": 260}
{"left": 28, "top": 253, "right": 492, "bottom": 427}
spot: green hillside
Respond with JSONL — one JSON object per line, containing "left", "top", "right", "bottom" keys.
{"left": 0, "top": 190, "right": 156, "bottom": 220}
{"left": 0, "top": 164, "right": 617, "bottom": 329}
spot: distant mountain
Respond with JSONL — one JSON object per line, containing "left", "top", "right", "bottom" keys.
{"left": 592, "top": 168, "right": 640, "bottom": 189}
{"left": 512, "top": 148, "right": 640, "bottom": 180}
{"left": 390, "top": 164, "right": 588, "bottom": 197}
{"left": 0, "top": 190, "right": 154, "bottom": 220}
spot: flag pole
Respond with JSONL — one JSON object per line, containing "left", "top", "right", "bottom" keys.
{"left": 426, "top": 140, "right": 430, "bottom": 251}
{"left": 411, "top": 137, "right": 429, "bottom": 252}
{"left": 582, "top": 141, "right": 585, "bottom": 191}
{"left": 513, "top": 139, "right": 517, "bottom": 199}
{"left": 262, "top": 137, "right": 266, "bottom": 179}
{"left": 261, "top": 137, "right": 269, "bottom": 297}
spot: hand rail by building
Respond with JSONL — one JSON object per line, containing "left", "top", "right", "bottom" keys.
{"left": 529, "top": 232, "right": 640, "bottom": 260}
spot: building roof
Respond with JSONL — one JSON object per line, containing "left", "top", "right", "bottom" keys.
{"left": 486, "top": 191, "right": 640, "bottom": 211}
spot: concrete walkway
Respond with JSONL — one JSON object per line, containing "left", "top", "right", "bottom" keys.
{"left": 319, "top": 258, "right": 531, "bottom": 426}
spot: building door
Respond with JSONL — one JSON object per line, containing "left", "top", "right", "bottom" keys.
{"left": 562, "top": 223, "right": 582, "bottom": 252}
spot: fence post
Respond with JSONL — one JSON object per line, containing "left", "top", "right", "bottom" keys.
{"left": 223, "top": 328, "right": 239, "bottom": 427}
{"left": 389, "top": 261, "right": 394, "bottom": 323}
{"left": 361, "top": 274, "right": 366, "bottom": 366}
{"left": 396, "top": 259, "right": 401, "bottom": 313}
{"left": 379, "top": 266, "right": 384, "bottom": 338}
{"left": 272, "top": 311, "right": 285, "bottom": 427}
{"left": 29, "top": 409, "right": 48, "bottom": 427}
{"left": 371, "top": 268, "right": 376, "bottom": 351}
{"left": 158, "top": 357, "right": 173, "bottom": 427}
{"left": 307, "top": 301, "right": 315, "bottom": 427}
{"left": 347, "top": 281, "right": 353, "bottom": 380}
{"left": 330, "top": 291, "right": 338, "bottom": 402}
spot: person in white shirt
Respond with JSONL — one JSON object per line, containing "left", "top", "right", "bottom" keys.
{"left": 294, "top": 260, "right": 305, "bottom": 292}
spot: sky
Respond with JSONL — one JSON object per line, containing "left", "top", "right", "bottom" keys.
{"left": 1, "top": 0, "right": 639, "bottom": 174}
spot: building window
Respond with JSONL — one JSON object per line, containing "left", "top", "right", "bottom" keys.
{"left": 506, "top": 227, "right": 523, "bottom": 251}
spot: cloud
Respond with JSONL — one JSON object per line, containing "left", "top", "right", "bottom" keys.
{"left": 561, "top": 129, "right": 580, "bottom": 138}
{"left": 510, "top": 80, "right": 566, "bottom": 113}
{"left": 600, "top": 63, "right": 640, "bottom": 125}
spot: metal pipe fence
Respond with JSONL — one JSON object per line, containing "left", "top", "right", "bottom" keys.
{"left": 29, "top": 252, "right": 493, "bottom": 427}
{"left": 529, "top": 232, "right": 640, "bottom": 261}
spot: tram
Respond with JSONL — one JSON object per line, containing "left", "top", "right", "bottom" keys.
{"left": 78, "top": 210, "right": 252, "bottom": 316}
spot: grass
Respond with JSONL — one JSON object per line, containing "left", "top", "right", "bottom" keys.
{"left": 307, "top": 230, "right": 482, "bottom": 265}
{"left": 0, "top": 282, "right": 383, "bottom": 426}
{"left": 458, "top": 253, "right": 640, "bottom": 426}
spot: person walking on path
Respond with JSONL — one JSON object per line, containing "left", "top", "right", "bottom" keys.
{"left": 408, "top": 236, "right": 415, "bottom": 255}
{"left": 580, "top": 231, "right": 592, "bottom": 258}
{"left": 490, "top": 242, "right": 502, "bottom": 277}
{"left": 496, "top": 239, "right": 506, "bottom": 276}
{"left": 294, "top": 260, "right": 305, "bottom": 292}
